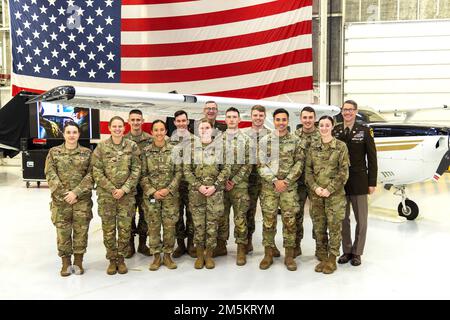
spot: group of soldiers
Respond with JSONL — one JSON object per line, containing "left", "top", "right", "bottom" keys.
{"left": 45, "top": 99, "right": 377, "bottom": 277}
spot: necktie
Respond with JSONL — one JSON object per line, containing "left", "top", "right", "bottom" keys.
{"left": 345, "top": 127, "right": 350, "bottom": 140}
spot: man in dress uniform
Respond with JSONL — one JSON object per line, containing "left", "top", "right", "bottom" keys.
{"left": 190, "top": 101, "right": 227, "bottom": 137}
{"left": 333, "top": 100, "right": 378, "bottom": 266}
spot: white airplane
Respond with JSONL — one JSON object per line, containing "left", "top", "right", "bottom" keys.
{"left": 336, "top": 108, "right": 450, "bottom": 220}
{"left": 25, "top": 85, "right": 340, "bottom": 131}
{"left": 26, "top": 86, "right": 450, "bottom": 220}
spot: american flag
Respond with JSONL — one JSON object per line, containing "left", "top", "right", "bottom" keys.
{"left": 10, "top": 0, "right": 313, "bottom": 102}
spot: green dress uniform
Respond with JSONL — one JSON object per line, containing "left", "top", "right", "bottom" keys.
{"left": 334, "top": 123, "right": 377, "bottom": 258}
{"left": 258, "top": 132, "right": 305, "bottom": 249}
{"left": 92, "top": 137, "right": 141, "bottom": 260}
{"left": 124, "top": 131, "right": 152, "bottom": 244}
{"left": 305, "top": 137, "right": 349, "bottom": 259}
{"left": 140, "top": 141, "right": 181, "bottom": 254}
{"left": 294, "top": 127, "right": 321, "bottom": 252}
{"left": 219, "top": 130, "right": 251, "bottom": 246}
{"left": 183, "top": 139, "right": 231, "bottom": 250}
{"left": 45, "top": 144, "right": 94, "bottom": 258}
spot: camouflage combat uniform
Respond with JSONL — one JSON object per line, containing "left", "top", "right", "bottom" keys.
{"left": 169, "top": 131, "right": 197, "bottom": 242}
{"left": 124, "top": 131, "right": 152, "bottom": 239}
{"left": 305, "top": 137, "right": 349, "bottom": 257}
{"left": 92, "top": 138, "right": 141, "bottom": 260}
{"left": 184, "top": 139, "right": 231, "bottom": 250}
{"left": 219, "top": 131, "right": 251, "bottom": 245}
{"left": 140, "top": 141, "right": 181, "bottom": 254}
{"left": 45, "top": 144, "right": 94, "bottom": 258}
{"left": 294, "top": 127, "right": 321, "bottom": 249}
{"left": 258, "top": 132, "right": 305, "bottom": 248}
{"left": 241, "top": 126, "right": 271, "bottom": 238}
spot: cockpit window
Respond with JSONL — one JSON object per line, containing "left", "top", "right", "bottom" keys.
{"left": 359, "top": 110, "right": 386, "bottom": 123}
{"left": 372, "top": 126, "right": 449, "bottom": 137}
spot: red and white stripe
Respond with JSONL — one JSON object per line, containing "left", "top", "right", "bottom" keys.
{"left": 13, "top": 0, "right": 313, "bottom": 102}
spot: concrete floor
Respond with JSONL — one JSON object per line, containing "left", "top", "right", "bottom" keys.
{"left": 1, "top": 165, "right": 450, "bottom": 300}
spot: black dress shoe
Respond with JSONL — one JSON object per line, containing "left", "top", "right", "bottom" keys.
{"left": 338, "top": 253, "right": 352, "bottom": 264}
{"left": 351, "top": 255, "right": 361, "bottom": 266}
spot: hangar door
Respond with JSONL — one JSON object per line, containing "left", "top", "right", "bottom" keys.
{"left": 343, "top": 20, "right": 450, "bottom": 112}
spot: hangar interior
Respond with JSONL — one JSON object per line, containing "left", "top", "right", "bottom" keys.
{"left": 1, "top": 166, "right": 450, "bottom": 299}
{"left": 1, "top": 0, "right": 450, "bottom": 299}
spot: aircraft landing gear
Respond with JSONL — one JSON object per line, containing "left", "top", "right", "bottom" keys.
{"left": 393, "top": 185, "right": 419, "bottom": 220}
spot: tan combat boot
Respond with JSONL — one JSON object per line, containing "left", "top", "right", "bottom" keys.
{"left": 187, "top": 237, "right": 197, "bottom": 258}
{"left": 272, "top": 244, "right": 281, "bottom": 258}
{"left": 60, "top": 256, "right": 72, "bottom": 277}
{"left": 194, "top": 246, "right": 205, "bottom": 269}
{"left": 117, "top": 257, "right": 128, "bottom": 274}
{"left": 125, "top": 236, "right": 135, "bottom": 259}
{"left": 236, "top": 244, "right": 247, "bottom": 266}
{"left": 259, "top": 247, "right": 273, "bottom": 270}
{"left": 314, "top": 261, "right": 326, "bottom": 272}
{"left": 314, "top": 250, "right": 328, "bottom": 272}
{"left": 204, "top": 249, "right": 215, "bottom": 269}
{"left": 213, "top": 239, "right": 227, "bottom": 257}
{"left": 284, "top": 248, "right": 297, "bottom": 271}
{"left": 106, "top": 259, "right": 117, "bottom": 275}
{"left": 137, "top": 235, "right": 151, "bottom": 256}
{"left": 172, "top": 239, "right": 187, "bottom": 258}
{"left": 73, "top": 254, "right": 84, "bottom": 275}
{"left": 246, "top": 235, "right": 253, "bottom": 254}
{"left": 323, "top": 254, "right": 337, "bottom": 274}
{"left": 163, "top": 253, "right": 177, "bottom": 269}
{"left": 149, "top": 254, "right": 161, "bottom": 271}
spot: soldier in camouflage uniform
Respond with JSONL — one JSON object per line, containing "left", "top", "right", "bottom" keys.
{"left": 92, "top": 116, "right": 141, "bottom": 275}
{"left": 217, "top": 107, "right": 251, "bottom": 265}
{"left": 305, "top": 116, "right": 349, "bottom": 274}
{"left": 184, "top": 119, "right": 231, "bottom": 269}
{"left": 45, "top": 122, "right": 93, "bottom": 277}
{"left": 258, "top": 109, "right": 305, "bottom": 271}
{"left": 294, "top": 106, "right": 321, "bottom": 258}
{"left": 124, "top": 109, "right": 152, "bottom": 258}
{"left": 241, "top": 105, "right": 281, "bottom": 258}
{"left": 170, "top": 110, "right": 197, "bottom": 258}
{"left": 140, "top": 120, "right": 182, "bottom": 271}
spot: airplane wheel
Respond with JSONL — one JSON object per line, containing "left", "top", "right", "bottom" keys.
{"left": 398, "top": 199, "right": 419, "bottom": 220}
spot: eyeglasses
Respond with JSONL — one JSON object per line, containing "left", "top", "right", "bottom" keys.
{"left": 342, "top": 108, "right": 356, "bottom": 113}
{"left": 205, "top": 107, "right": 218, "bottom": 111}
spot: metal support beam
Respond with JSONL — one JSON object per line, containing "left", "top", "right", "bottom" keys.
{"left": 319, "top": 0, "right": 328, "bottom": 105}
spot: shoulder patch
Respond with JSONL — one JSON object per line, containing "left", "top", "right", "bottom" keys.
{"left": 369, "top": 128, "right": 374, "bottom": 138}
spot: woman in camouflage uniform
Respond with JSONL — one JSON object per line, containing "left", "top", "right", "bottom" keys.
{"left": 140, "top": 120, "right": 182, "bottom": 271}
{"left": 45, "top": 122, "right": 93, "bottom": 277}
{"left": 184, "top": 119, "right": 231, "bottom": 269}
{"left": 305, "top": 116, "right": 349, "bottom": 274}
{"left": 91, "top": 116, "right": 141, "bottom": 275}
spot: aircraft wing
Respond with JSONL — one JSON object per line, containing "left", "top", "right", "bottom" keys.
{"left": 25, "top": 86, "right": 340, "bottom": 120}
{"left": 374, "top": 104, "right": 449, "bottom": 122}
